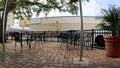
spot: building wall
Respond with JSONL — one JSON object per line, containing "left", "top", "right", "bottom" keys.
{"left": 20, "top": 18, "right": 30, "bottom": 27}
{"left": 6, "top": 12, "right": 15, "bottom": 31}
{"left": 30, "top": 16, "right": 101, "bottom": 31}
{"left": 7, "top": 12, "right": 14, "bottom": 26}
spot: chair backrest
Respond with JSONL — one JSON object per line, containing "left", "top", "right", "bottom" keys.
{"left": 14, "top": 32, "right": 21, "bottom": 41}
{"left": 95, "top": 35, "right": 105, "bottom": 46}
{"left": 84, "top": 33, "right": 92, "bottom": 42}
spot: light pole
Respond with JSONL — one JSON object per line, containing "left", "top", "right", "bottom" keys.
{"left": 79, "top": 0, "right": 84, "bottom": 61}
{"left": 2, "top": 0, "right": 9, "bottom": 52}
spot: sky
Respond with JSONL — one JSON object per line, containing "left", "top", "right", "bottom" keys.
{"left": 32, "top": 0, "right": 120, "bottom": 18}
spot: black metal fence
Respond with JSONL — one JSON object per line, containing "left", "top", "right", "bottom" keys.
{"left": 84, "top": 29, "right": 112, "bottom": 49}
{"left": 7, "top": 29, "right": 112, "bottom": 50}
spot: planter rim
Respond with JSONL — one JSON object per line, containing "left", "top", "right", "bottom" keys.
{"left": 104, "top": 36, "right": 120, "bottom": 42}
{"left": 104, "top": 36, "right": 120, "bottom": 38}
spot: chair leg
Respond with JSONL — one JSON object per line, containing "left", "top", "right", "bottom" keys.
{"left": 14, "top": 41, "right": 16, "bottom": 50}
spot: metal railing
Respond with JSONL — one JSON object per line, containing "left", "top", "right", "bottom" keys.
{"left": 7, "top": 29, "right": 113, "bottom": 51}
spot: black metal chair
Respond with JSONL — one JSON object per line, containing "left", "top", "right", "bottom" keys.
{"left": 95, "top": 35, "right": 105, "bottom": 49}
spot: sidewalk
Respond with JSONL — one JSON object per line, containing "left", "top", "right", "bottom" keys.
{"left": 0, "top": 41, "right": 120, "bottom": 68}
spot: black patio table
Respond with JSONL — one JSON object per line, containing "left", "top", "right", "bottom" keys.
{"left": 14, "top": 32, "right": 32, "bottom": 51}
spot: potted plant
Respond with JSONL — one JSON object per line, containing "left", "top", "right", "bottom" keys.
{"left": 97, "top": 5, "right": 120, "bottom": 58}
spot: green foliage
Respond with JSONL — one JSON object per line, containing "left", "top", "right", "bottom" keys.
{"left": 97, "top": 5, "right": 120, "bottom": 36}
{"left": 0, "top": 0, "right": 74, "bottom": 19}
{"left": 24, "top": 22, "right": 30, "bottom": 27}
{"left": 0, "top": 0, "right": 89, "bottom": 19}
{"left": 49, "top": 21, "right": 60, "bottom": 31}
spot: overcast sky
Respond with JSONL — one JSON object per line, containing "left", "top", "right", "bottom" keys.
{"left": 32, "top": 0, "right": 120, "bottom": 18}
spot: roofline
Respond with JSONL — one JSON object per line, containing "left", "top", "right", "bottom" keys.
{"left": 31, "top": 16, "right": 102, "bottom": 19}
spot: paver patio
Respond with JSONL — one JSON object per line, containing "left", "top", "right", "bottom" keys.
{"left": 0, "top": 40, "right": 120, "bottom": 68}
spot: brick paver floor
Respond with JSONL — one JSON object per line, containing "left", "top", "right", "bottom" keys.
{"left": 0, "top": 40, "right": 120, "bottom": 68}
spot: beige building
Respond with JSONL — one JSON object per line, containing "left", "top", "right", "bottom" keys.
{"left": 6, "top": 12, "right": 15, "bottom": 31}
{"left": 7, "top": 12, "right": 14, "bottom": 26}
{"left": 30, "top": 16, "right": 102, "bottom": 31}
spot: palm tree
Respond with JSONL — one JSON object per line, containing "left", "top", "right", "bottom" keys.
{"left": 97, "top": 5, "right": 120, "bottom": 58}
{"left": 97, "top": 5, "right": 120, "bottom": 36}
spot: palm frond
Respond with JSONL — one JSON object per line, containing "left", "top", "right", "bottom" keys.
{"left": 97, "top": 5, "right": 120, "bottom": 36}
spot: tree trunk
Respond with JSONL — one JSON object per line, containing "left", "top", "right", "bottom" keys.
{"left": 0, "top": 10, "right": 2, "bottom": 42}
{"left": 0, "top": 12, "right": 9, "bottom": 43}
{"left": 0, "top": 18, "right": 3, "bottom": 42}
{"left": 0, "top": 4, "right": 9, "bottom": 43}
{"left": 0, "top": 0, "right": 13, "bottom": 43}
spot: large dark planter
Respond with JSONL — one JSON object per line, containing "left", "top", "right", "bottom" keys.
{"left": 104, "top": 36, "right": 120, "bottom": 58}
